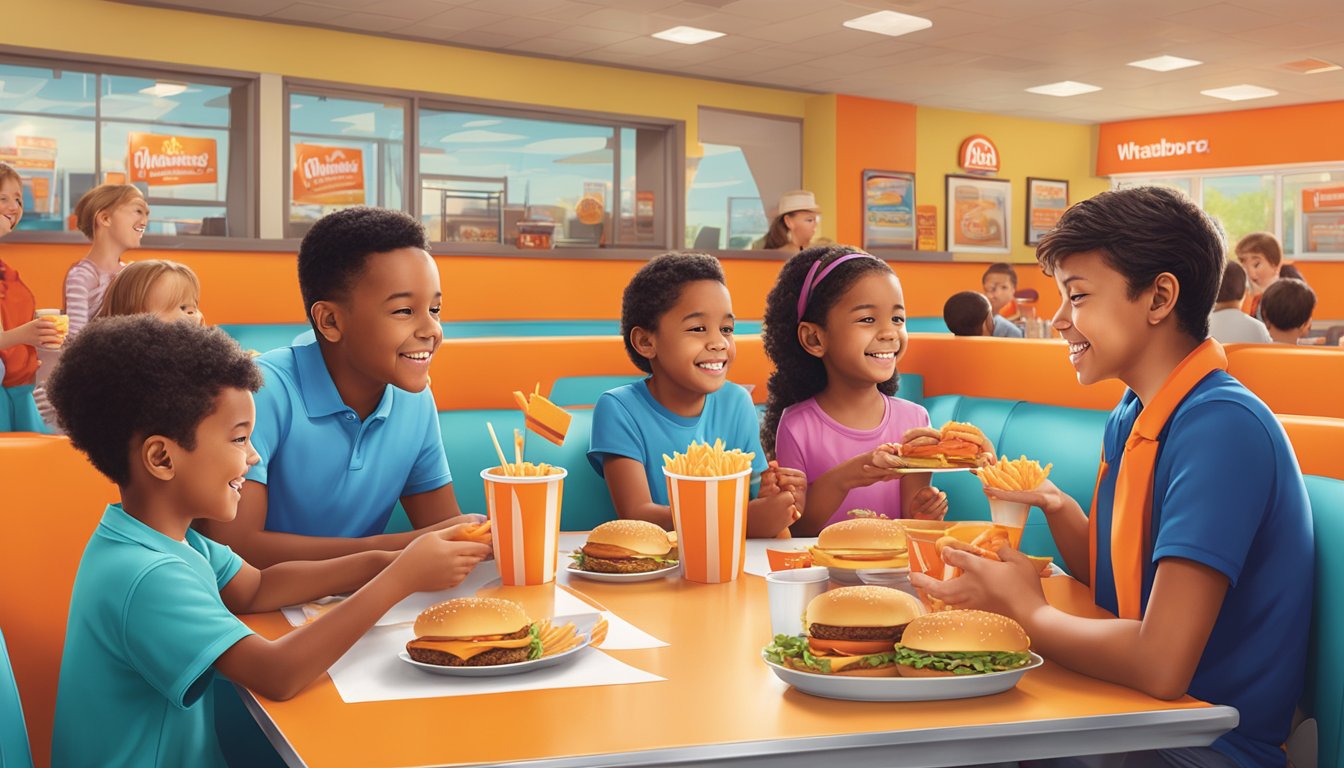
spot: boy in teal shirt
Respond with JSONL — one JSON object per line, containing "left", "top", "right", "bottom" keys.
{"left": 46, "top": 317, "right": 490, "bottom": 767}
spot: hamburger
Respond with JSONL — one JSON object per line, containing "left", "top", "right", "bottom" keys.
{"left": 894, "top": 610, "right": 1032, "bottom": 677}
{"left": 765, "top": 586, "right": 924, "bottom": 676}
{"left": 808, "top": 517, "right": 907, "bottom": 570}
{"left": 405, "top": 597, "right": 541, "bottom": 667}
{"left": 571, "top": 519, "right": 678, "bottom": 574}
{"left": 898, "top": 421, "right": 993, "bottom": 468}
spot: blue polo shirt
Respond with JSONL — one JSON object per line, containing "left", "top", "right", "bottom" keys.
{"left": 588, "top": 379, "right": 767, "bottom": 506}
{"left": 53, "top": 505, "right": 252, "bottom": 768}
{"left": 1092, "top": 370, "right": 1313, "bottom": 768}
{"left": 247, "top": 340, "right": 452, "bottom": 537}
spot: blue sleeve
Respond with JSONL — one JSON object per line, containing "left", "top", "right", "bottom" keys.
{"left": 588, "top": 392, "right": 646, "bottom": 478}
{"left": 1151, "top": 401, "right": 1274, "bottom": 587}
{"left": 992, "top": 315, "right": 1024, "bottom": 338}
{"left": 244, "top": 364, "right": 291, "bottom": 487}
{"left": 404, "top": 390, "right": 452, "bottom": 496}
{"left": 188, "top": 530, "right": 245, "bottom": 588}
{"left": 730, "top": 386, "right": 769, "bottom": 481}
{"left": 121, "top": 563, "right": 254, "bottom": 709}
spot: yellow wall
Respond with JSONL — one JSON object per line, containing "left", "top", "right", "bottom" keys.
{"left": 915, "top": 108, "right": 1108, "bottom": 263}
{"left": 801, "top": 94, "right": 838, "bottom": 243}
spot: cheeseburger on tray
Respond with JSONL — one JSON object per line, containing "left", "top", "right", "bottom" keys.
{"left": 406, "top": 597, "right": 542, "bottom": 667}
{"left": 571, "top": 519, "right": 678, "bottom": 574}
{"left": 808, "top": 517, "right": 907, "bottom": 570}
{"left": 765, "top": 586, "right": 924, "bottom": 677}
{"left": 894, "top": 609, "right": 1032, "bottom": 676}
{"left": 898, "top": 421, "right": 993, "bottom": 468}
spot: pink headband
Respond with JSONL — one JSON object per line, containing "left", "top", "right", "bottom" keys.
{"left": 796, "top": 252, "right": 882, "bottom": 320}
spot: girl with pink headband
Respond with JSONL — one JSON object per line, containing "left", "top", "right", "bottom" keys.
{"left": 761, "top": 245, "right": 947, "bottom": 535}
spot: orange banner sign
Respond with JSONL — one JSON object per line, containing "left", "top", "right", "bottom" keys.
{"left": 292, "top": 144, "right": 365, "bottom": 206}
{"left": 1302, "top": 185, "right": 1344, "bottom": 214}
{"left": 0, "top": 135, "right": 58, "bottom": 171}
{"left": 128, "top": 132, "right": 217, "bottom": 186}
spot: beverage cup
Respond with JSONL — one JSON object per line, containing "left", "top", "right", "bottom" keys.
{"left": 35, "top": 309, "right": 69, "bottom": 348}
{"left": 664, "top": 466, "right": 750, "bottom": 583}
{"left": 765, "top": 567, "right": 829, "bottom": 638}
{"left": 481, "top": 467, "right": 566, "bottom": 586}
{"left": 988, "top": 498, "right": 1029, "bottom": 548}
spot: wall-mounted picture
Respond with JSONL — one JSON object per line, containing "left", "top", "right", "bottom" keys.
{"left": 1026, "top": 177, "right": 1069, "bottom": 245}
{"left": 945, "top": 174, "right": 1010, "bottom": 254}
{"left": 862, "top": 170, "right": 915, "bottom": 249}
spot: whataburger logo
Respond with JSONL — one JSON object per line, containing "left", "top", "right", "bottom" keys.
{"left": 128, "top": 132, "right": 216, "bottom": 185}
{"left": 1116, "top": 137, "right": 1210, "bottom": 161}
{"left": 298, "top": 148, "right": 361, "bottom": 191}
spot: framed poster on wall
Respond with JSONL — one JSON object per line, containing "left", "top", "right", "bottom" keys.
{"left": 1025, "top": 177, "right": 1068, "bottom": 245}
{"left": 862, "top": 170, "right": 916, "bottom": 249}
{"left": 945, "top": 174, "right": 1010, "bottom": 254}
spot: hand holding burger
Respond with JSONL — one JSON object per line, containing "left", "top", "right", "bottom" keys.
{"left": 910, "top": 539, "right": 1049, "bottom": 619}
{"left": 897, "top": 422, "right": 994, "bottom": 469}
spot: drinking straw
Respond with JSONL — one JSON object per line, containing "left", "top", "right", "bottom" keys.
{"left": 486, "top": 422, "right": 512, "bottom": 475}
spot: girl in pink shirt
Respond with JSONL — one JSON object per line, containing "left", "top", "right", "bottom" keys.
{"left": 762, "top": 245, "right": 948, "bottom": 535}
{"left": 64, "top": 184, "right": 148, "bottom": 335}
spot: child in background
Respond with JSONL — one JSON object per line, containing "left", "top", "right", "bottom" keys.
{"left": 1260, "top": 277, "right": 1316, "bottom": 345}
{"left": 1234, "top": 232, "right": 1308, "bottom": 321}
{"left": 46, "top": 316, "right": 491, "bottom": 767}
{"left": 915, "top": 187, "right": 1311, "bottom": 768}
{"left": 589, "top": 251, "right": 803, "bottom": 537}
{"left": 65, "top": 184, "right": 147, "bottom": 334}
{"left": 944, "top": 290, "right": 1019, "bottom": 337}
{"left": 1208, "top": 261, "right": 1271, "bottom": 344}
{"left": 981, "top": 262, "right": 1024, "bottom": 334}
{"left": 762, "top": 245, "right": 948, "bottom": 536}
{"left": 1, "top": 163, "right": 63, "bottom": 388}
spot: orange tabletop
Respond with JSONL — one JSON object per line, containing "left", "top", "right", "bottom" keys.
{"left": 237, "top": 535, "right": 1236, "bottom": 768}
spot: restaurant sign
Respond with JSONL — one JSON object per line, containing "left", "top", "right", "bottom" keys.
{"left": 292, "top": 144, "right": 365, "bottom": 206}
{"left": 129, "top": 132, "right": 217, "bottom": 186}
{"left": 959, "top": 135, "right": 999, "bottom": 174}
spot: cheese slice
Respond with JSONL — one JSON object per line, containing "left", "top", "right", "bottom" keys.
{"left": 826, "top": 654, "right": 885, "bottom": 673}
{"left": 513, "top": 390, "right": 572, "bottom": 446}
{"left": 406, "top": 635, "right": 532, "bottom": 660}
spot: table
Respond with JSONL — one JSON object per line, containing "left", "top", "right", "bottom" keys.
{"left": 237, "top": 534, "right": 1236, "bottom": 768}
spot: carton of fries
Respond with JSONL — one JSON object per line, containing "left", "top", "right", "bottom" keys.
{"left": 480, "top": 467, "right": 567, "bottom": 586}
{"left": 976, "top": 455, "right": 1051, "bottom": 547}
{"left": 901, "top": 520, "right": 1050, "bottom": 611}
{"left": 662, "top": 440, "right": 754, "bottom": 583}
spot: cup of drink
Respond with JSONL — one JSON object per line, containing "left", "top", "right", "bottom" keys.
{"left": 988, "top": 498, "right": 1028, "bottom": 548}
{"left": 35, "top": 309, "right": 69, "bottom": 348}
{"left": 664, "top": 465, "right": 750, "bottom": 583}
{"left": 765, "top": 567, "right": 829, "bottom": 637}
{"left": 480, "top": 466, "right": 566, "bottom": 586}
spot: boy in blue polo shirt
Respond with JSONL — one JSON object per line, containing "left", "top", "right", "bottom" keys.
{"left": 589, "top": 251, "right": 803, "bottom": 537}
{"left": 199, "top": 208, "right": 480, "bottom": 567}
{"left": 46, "top": 317, "right": 490, "bottom": 767}
{"left": 913, "top": 187, "right": 1312, "bottom": 768}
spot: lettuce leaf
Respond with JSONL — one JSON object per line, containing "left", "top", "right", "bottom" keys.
{"left": 892, "top": 645, "right": 1031, "bottom": 675}
{"left": 569, "top": 549, "right": 678, "bottom": 567}
{"left": 528, "top": 624, "right": 544, "bottom": 660}
{"left": 763, "top": 634, "right": 897, "bottom": 674}
{"left": 569, "top": 550, "right": 586, "bottom": 568}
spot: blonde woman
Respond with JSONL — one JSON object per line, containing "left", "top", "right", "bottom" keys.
{"left": 65, "top": 184, "right": 148, "bottom": 335}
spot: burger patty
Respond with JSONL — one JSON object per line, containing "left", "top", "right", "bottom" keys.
{"left": 809, "top": 622, "right": 906, "bottom": 642}
{"left": 580, "top": 556, "right": 668, "bottom": 574}
{"left": 407, "top": 627, "right": 532, "bottom": 667}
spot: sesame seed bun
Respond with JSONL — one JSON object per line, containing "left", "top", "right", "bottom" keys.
{"left": 412, "top": 597, "right": 530, "bottom": 640}
{"left": 898, "top": 609, "right": 1029, "bottom": 654}
{"left": 586, "top": 519, "right": 674, "bottom": 557}
{"left": 804, "top": 586, "right": 924, "bottom": 629}
{"left": 815, "top": 517, "right": 906, "bottom": 552}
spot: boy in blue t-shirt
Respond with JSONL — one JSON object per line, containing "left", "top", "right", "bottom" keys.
{"left": 914, "top": 187, "right": 1312, "bottom": 768}
{"left": 589, "top": 252, "right": 803, "bottom": 537}
{"left": 199, "top": 208, "right": 481, "bottom": 567}
{"left": 45, "top": 317, "right": 490, "bottom": 767}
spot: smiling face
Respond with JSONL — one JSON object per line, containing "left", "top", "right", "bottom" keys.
{"left": 1051, "top": 250, "right": 1157, "bottom": 386}
{"left": 1237, "top": 250, "right": 1279, "bottom": 294}
{"left": 982, "top": 273, "right": 1015, "bottom": 313}
{"left": 639, "top": 279, "right": 736, "bottom": 398}
{"left": 144, "top": 273, "right": 202, "bottom": 325}
{"left": 785, "top": 211, "right": 819, "bottom": 248}
{"left": 166, "top": 387, "right": 258, "bottom": 523}
{"left": 809, "top": 271, "right": 906, "bottom": 387}
{"left": 0, "top": 178, "right": 23, "bottom": 237}
{"left": 100, "top": 194, "right": 149, "bottom": 250}
{"left": 327, "top": 247, "right": 443, "bottom": 394}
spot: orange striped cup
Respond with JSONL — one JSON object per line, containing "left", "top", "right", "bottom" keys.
{"left": 481, "top": 467, "right": 566, "bottom": 586}
{"left": 664, "top": 466, "right": 750, "bottom": 584}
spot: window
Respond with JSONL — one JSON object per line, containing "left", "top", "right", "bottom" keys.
{"left": 0, "top": 57, "right": 251, "bottom": 237}
{"left": 1200, "top": 174, "right": 1273, "bottom": 246}
{"left": 688, "top": 108, "right": 801, "bottom": 250}
{"left": 1283, "top": 170, "right": 1344, "bottom": 258}
{"left": 287, "top": 89, "right": 407, "bottom": 237}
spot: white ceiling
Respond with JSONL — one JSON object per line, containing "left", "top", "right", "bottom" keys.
{"left": 121, "top": 0, "right": 1344, "bottom": 123}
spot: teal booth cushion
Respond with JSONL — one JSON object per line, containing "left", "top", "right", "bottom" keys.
{"left": 1304, "top": 474, "right": 1343, "bottom": 768}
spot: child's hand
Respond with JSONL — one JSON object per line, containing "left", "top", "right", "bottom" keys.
{"left": 983, "top": 479, "right": 1067, "bottom": 517}
{"left": 5, "top": 317, "right": 62, "bottom": 350}
{"left": 390, "top": 530, "right": 491, "bottom": 593}
{"left": 909, "top": 544, "right": 1046, "bottom": 619}
{"left": 760, "top": 461, "right": 807, "bottom": 498}
{"left": 747, "top": 488, "right": 800, "bottom": 538}
{"left": 427, "top": 514, "right": 487, "bottom": 533}
{"left": 852, "top": 444, "right": 906, "bottom": 487}
{"left": 908, "top": 485, "right": 948, "bottom": 520}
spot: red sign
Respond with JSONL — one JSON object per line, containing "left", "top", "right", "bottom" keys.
{"left": 128, "top": 132, "right": 217, "bottom": 186}
{"left": 291, "top": 144, "right": 365, "bottom": 206}
{"left": 1302, "top": 185, "right": 1344, "bottom": 214}
{"left": 959, "top": 135, "right": 1000, "bottom": 174}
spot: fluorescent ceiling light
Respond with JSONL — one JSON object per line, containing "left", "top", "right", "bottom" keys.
{"left": 842, "top": 10, "right": 932, "bottom": 37}
{"left": 1127, "top": 55, "right": 1201, "bottom": 72}
{"left": 139, "top": 82, "right": 187, "bottom": 97}
{"left": 1201, "top": 84, "right": 1278, "bottom": 101}
{"left": 652, "top": 26, "right": 724, "bottom": 44}
{"left": 1025, "top": 80, "right": 1102, "bottom": 97}
{"left": 1283, "top": 58, "right": 1342, "bottom": 74}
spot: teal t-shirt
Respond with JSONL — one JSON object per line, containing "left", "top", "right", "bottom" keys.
{"left": 52, "top": 505, "right": 252, "bottom": 768}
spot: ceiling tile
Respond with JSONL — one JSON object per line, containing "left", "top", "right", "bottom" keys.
{"left": 267, "top": 3, "right": 348, "bottom": 23}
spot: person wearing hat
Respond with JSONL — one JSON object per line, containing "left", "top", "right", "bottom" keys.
{"left": 756, "top": 190, "right": 821, "bottom": 253}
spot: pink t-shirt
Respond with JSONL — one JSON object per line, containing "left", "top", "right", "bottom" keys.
{"left": 774, "top": 395, "right": 931, "bottom": 526}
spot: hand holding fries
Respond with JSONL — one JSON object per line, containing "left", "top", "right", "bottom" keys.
{"left": 977, "top": 455, "right": 1052, "bottom": 491}
{"left": 663, "top": 439, "right": 754, "bottom": 477}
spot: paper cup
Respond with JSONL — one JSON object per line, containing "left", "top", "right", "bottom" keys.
{"left": 664, "top": 466, "right": 750, "bottom": 584}
{"left": 765, "top": 567, "right": 829, "bottom": 637}
{"left": 988, "top": 498, "right": 1028, "bottom": 548}
{"left": 35, "top": 309, "right": 69, "bottom": 348}
{"left": 481, "top": 467, "right": 566, "bottom": 586}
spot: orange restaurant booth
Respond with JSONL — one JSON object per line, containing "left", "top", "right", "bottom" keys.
{"left": 2, "top": 3, "right": 1344, "bottom": 768}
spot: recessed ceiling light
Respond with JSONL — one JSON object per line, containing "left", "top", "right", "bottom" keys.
{"left": 1127, "top": 55, "right": 1202, "bottom": 72}
{"left": 1283, "top": 57, "right": 1342, "bottom": 74}
{"left": 652, "top": 26, "right": 725, "bottom": 45}
{"left": 842, "top": 10, "right": 933, "bottom": 38}
{"left": 139, "top": 82, "right": 188, "bottom": 97}
{"left": 1200, "top": 84, "right": 1278, "bottom": 101}
{"left": 1025, "top": 80, "right": 1102, "bottom": 97}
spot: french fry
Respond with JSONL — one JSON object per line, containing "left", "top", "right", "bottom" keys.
{"left": 457, "top": 520, "right": 493, "bottom": 544}
{"left": 590, "top": 616, "right": 609, "bottom": 648}
{"left": 663, "top": 439, "right": 755, "bottom": 477}
{"left": 978, "top": 455, "right": 1052, "bottom": 491}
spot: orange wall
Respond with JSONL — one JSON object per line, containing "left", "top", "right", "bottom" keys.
{"left": 834, "top": 96, "right": 918, "bottom": 247}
